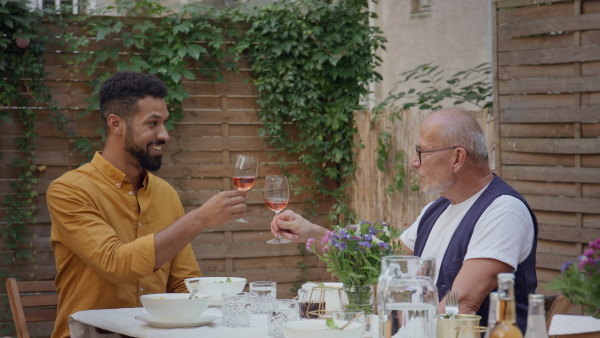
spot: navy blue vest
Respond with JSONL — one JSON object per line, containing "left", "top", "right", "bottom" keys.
{"left": 413, "top": 175, "right": 538, "bottom": 333}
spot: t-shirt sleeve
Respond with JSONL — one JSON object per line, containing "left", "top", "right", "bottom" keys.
{"left": 465, "top": 195, "right": 534, "bottom": 270}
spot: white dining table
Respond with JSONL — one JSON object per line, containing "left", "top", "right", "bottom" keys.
{"left": 69, "top": 306, "right": 272, "bottom": 338}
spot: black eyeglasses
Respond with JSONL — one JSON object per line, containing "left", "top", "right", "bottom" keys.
{"left": 415, "top": 145, "right": 464, "bottom": 163}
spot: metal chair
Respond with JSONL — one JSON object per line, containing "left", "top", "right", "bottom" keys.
{"left": 6, "top": 278, "right": 58, "bottom": 338}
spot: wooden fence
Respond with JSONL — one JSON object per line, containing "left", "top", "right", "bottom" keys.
{"left": 492, "top": 0, "right": 600, "bottom": 297}
{"left": 0, "top": 21, "right": 330, "bottom": 336}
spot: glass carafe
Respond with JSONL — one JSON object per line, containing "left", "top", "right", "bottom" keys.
{"left": 377, "top": 256, "right": 438, "bottom": 338}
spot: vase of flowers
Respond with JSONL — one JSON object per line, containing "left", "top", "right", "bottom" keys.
{"left": 307, "top": 220, "right": 402, "bottom": 336}
{"left": 547, "top": 237, "right": 600, "bottom": 318}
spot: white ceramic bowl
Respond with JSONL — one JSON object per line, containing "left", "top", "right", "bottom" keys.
{"left": 281, "top": 319, "right": 364, "bottom": 338}
{"left": 184, "top": 277, "right": 247, "bottom": 304}
{"left": 140, "top": 293, "right": 211, "bottom": 321}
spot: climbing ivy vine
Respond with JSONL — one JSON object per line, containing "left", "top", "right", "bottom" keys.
{"left": 243, "top": 0, "right": 386, "bottom": 223}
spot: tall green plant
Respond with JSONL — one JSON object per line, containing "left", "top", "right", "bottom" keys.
{"left": 243, "top": 0, "right": 386, "bottom": 223}
{"left": 373, "top": 63, "right": 492, "bottom": 193}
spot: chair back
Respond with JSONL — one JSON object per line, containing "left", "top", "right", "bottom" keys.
{"left": 6, "top": 278, "right": 58, "bottom": 338}
{"left": 545, "top": 295, "right": 572, "bottom": 332}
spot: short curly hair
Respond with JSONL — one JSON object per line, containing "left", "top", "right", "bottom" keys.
{"left": 99, "top": 72, "right": 168, "bottom": 135}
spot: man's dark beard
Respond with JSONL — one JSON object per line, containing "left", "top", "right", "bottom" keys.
{"left": 125, "top": 124, "right": 163, "bottom": 172}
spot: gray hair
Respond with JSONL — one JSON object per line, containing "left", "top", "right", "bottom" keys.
{"left": 431, "top": 108, "right": 489, "bottom": 167}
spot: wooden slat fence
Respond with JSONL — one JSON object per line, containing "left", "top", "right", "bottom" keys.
{"left": 492, "top": 0, "right": 600, "bottom": 298}
{"left": 0, "top": 20, "right": 330, "bottom": 336}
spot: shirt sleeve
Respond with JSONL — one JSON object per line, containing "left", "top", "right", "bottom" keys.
{"left": 464, "top": 195, "right": 534, "bottom": 270}
{"left": 166, "top": 202, "right": 201, "bottom": 293}
{"left": 48, "top": 180, "right": 156, "bottom": 284}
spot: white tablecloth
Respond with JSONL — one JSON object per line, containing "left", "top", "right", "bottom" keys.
{"left": 548, "top": 314, "right": 600, "bottom": 335}
{"left": 69, "top": 306, "right": 271, "bottom": 338}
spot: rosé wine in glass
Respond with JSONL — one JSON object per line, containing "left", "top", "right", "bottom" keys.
{"left": 232, "top": 155, "right": 258, "bottom": 223}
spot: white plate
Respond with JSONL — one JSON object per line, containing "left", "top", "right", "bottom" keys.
{"left": 135, "top": 314, "right": 219, "bottom": 328}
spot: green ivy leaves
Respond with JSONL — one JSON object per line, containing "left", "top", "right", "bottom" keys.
{"left": 245, "top": 0, "right": 386, "bottom": 223}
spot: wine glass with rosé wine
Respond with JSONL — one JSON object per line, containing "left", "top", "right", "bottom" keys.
{"left": 265, "top": 175, "right": 290, "bottom": 244}
{"left": 232, "top": 154, "right": 258, "bottom": 223}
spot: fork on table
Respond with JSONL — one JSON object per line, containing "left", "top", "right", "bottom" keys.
{"left": 445, "top": 290, "right": 459, "bottom": 320}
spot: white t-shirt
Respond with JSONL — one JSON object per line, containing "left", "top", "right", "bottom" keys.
{"left": 400, "top": 185, "right": 534, "bottom": 283}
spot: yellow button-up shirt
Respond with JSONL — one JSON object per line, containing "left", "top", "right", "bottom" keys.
{"left": 48, "top": 152, "right": 201, "bottom": 338}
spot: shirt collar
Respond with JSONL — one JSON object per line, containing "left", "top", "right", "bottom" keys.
{"left": 91, "top": 151, "right": 143, "bottom": 190}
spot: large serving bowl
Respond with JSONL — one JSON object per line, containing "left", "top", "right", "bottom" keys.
{"left": 140, "top": 293, "right": 211, "bottom": 321}
{"left": 184, "top": 277, "right": 247, "bottom": 304}
{"left": 281, "top": 319, "right": 364, "bottom": 338}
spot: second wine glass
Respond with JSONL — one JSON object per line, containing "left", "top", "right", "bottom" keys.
{"left": 265, "top": 175, "right": 290, "bottom": 244}
{"left": 232, "top": 154, "right": 258, "bottom": 223}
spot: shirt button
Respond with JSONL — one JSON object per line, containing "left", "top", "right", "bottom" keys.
{"left": 129, "top": 191, "right": 133, "bottom": 196}
{"left": 138, "top": 222, "right": 142, "bottom": 227}
{"left": 116, "top": 183, "right": 121, "bottom": 187}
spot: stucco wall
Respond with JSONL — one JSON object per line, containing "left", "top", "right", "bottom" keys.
{"left": 372, "top": 0, "right": 492, "bottom": 109}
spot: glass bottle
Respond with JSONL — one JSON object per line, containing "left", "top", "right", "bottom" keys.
{"left": 490, "top": 273, "right": 523, "bottom": 338}
{"left": 524, "top": 294, "right": 549, "bottom": 338}
{"left": 484, "top": 292, "right": 499, "bottom": 338}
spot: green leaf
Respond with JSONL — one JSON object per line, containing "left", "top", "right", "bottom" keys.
{"left": 181, "top": 68, "right": 196, "bottom": 80}
{"left": 326, "top": 318, "right": 340, "bottom": 330}
{"left": 96, "top": 27, "right": 111, "bottom": 41}
{"left": 170, "top": 71, "right": 182, "bottom": 84}
{"left": 187, "top": 44, "right": 206, "bottom": 60}
{"left": 0, "top": 111, "right": 13, "bottom": 123}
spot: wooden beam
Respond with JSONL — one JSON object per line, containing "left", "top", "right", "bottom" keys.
{"left": 538, "top": 223, "right": 600, "bottom": 242}
{"left": 500, "top": 107, "right": 600, "bottom": 123}
{"left": 501, "top": 138, "right": 600, "bottom": 154}
{"left": 495, "top": 0, "right": 572, "bottom": 10}
{"left": 499, "top": 45, "right": 600, "bottom": 66}
{"left": 498, "top": 13, "right": 600, "bottom": 39}
{"left": 498, "top": 76, "right": 600, "bottom": 95}
{"left": 502, "top": 165, "right": 600, "bottom": 183}
{"left": 527, "top": 194, "right": 600, "bottom": 214}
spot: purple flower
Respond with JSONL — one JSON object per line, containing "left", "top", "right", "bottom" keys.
{"left": 339, "top": 230, "right": 350, "bottom": 240}
{"left": 321, "top": 231, "right": 333, "bottom": 245}
{"left": 589, "top": 238, "right": 600, "bottom": 250}
{"left": 367, "top": 226, "right": 377, "bottom": 234}
{"left": 362, "top": 234, "right": 373, "bottom": 241}
{"left": 378, "top": 242, "right": 389, "bottom": 250}
{"left": 578, "top": 256, "right": 589, "bottom": 270}
{"left": 561, "top": 260, "right": 573, "bottom": 274}
{"left": 584, "top": 248, "right": 595, "bottom": 258}
{"left": 358, "top": 241, "right": 372, "bottom": 248}
{"left": 306, "top": 238, "right": 315, "bottom": 251}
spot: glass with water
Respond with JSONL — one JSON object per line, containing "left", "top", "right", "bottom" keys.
{"left": 222, "top": 292, "right": 250, "bottom": 328}
{"left": 250, "top": 281, "right": 277, "bottom": 313}
{"left": 268, "top": 299, "right": 299, "bottom": 338}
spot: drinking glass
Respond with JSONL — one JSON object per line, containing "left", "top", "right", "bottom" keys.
{"left": 268, "top": 299, "right": 299, "bottom": 338}
{"left": 250, "top": 281, "right": 277, "bottom": 314}
{"left": 265, "top": 175, "right": 290, "bottom": 244}
{"left": 222, "top": 292, "right": 250, "bottom": 328}
{"left": 232, "top": 154, "right": 258, "bottom": 223}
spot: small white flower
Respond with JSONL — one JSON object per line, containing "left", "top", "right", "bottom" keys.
{"left": 371, "top": 236, "right": 382, "bottom": 245}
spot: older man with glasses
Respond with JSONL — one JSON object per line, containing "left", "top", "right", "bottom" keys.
{"left": 269, "top": 107, "right": 537, "bottom": 333}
